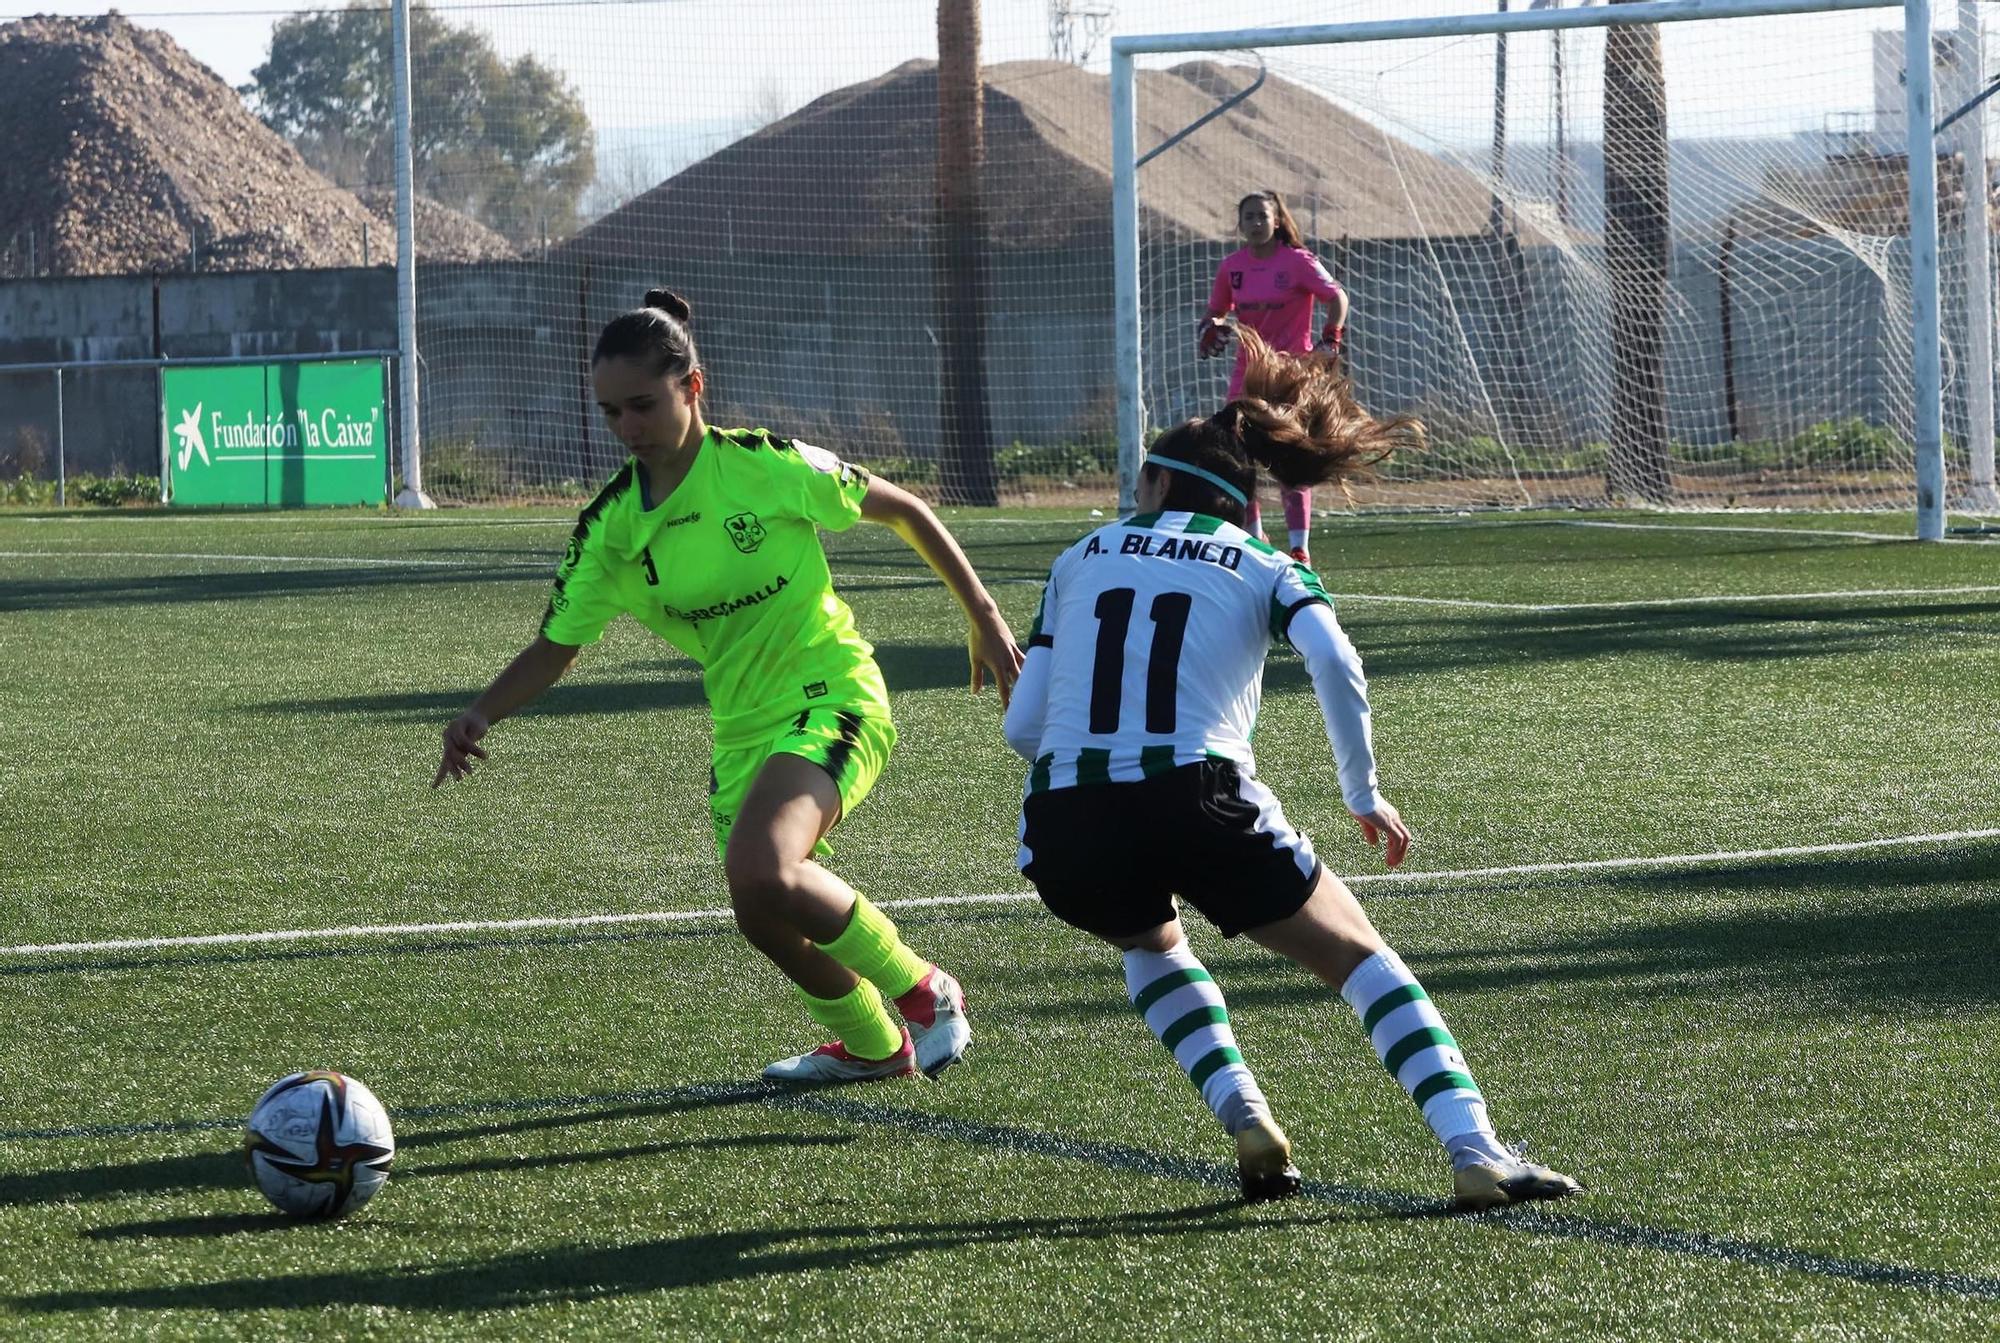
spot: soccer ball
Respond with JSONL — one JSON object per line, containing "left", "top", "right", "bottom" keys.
{"left": 241, "top": 1070, "right": 396, "bottom": 1218}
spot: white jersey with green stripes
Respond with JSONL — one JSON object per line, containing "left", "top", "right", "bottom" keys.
{"left": 1018, "top": 510, "right": 1335, "bottom": 794}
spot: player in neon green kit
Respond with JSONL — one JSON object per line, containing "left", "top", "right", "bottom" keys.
{"left": 434, "top": 288, "right": 1023, "bottom": 1083}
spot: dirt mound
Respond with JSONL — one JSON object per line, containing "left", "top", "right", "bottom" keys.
{"left": 568, "top": 57, "right": 1511, "bottom": 263}
{"left": 0, "top": 14, "right": 511, "bottom": 275}
{"left": 354, "top": 189, "right": 518, "bottom": 265}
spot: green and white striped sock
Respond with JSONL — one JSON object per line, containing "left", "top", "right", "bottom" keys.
{"left": 1125, "top": 944, "right": 1271, "bottom": 1135}
{"left": 1340, "top": 948, "right": 1502, "bottom": 1161}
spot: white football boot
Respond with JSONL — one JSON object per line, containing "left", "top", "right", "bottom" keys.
{"left": 762, "top": 1029, "right": 916, "bottom": 1085}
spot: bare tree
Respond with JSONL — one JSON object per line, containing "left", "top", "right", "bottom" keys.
{"left": 744, "top": 79, "right": 790, "bottom": 132}
{"left": 579, "top": 144, "right": 666, "bottom": 224}
{"left": 936, "top": 0, "right": 998, "bottom": 505}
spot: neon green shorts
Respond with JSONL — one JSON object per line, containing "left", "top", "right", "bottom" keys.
{"left": 708, "top": 708, "right": 897, "bottom": 858}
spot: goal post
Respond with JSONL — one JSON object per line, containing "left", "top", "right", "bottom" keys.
{"left": 1111, "top": 0, "right": 1954, "bottom": 537}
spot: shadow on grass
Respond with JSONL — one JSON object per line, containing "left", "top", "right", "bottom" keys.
{"left": 240, "top": 642, "right": 985, "bottom": 721}
{"left": 0, "top": 562, "right": 548, "bottom": 613}
{"left": 11, "top": 1076, "right": 1999, "bottom": 1307}
{"left": 25, "top": 1201, "right": 1346, "bottom": 1312}
{"left": 1414, "top": 851, "right": 2000, "bottom": 1006}
{"left": 1290, "top": 595, "right": 2000, "bottom": 681}
{"left": 0, "top": 1084, "right": 799, "bottom": 1208}
{"left": 77, "top": 1134, "right": 857, "bottom": 1242}
{"left": 824, "top": 532, "right": 1071, "bottom": 583}
{"left": 1022, "top": 847, "right": 2000, "bottom": 1022}
{"left": 0, "top": 528, "right": 1063, "bottom": 616}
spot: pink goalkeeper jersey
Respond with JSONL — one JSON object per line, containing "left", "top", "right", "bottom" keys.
{"left": 1207, "top": 245, "right": 1345, "bottom": 398}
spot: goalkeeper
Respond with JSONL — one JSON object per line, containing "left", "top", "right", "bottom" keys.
{"left": 1197, "top": 189, "right": 1349, "bottom": 565}
{"left": 433, "top": 288, "right": 1022, "bottom": 1085}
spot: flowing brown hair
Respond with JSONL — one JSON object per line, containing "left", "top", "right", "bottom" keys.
{"left": 1144, "top": 328, "right": 1424, "bottom": 521}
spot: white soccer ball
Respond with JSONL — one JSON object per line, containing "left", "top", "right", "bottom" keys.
{"left": 242, "top": 1070, "right": 396, "bottom": 1218}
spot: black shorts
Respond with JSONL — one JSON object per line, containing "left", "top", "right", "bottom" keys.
{"left": 1020, "top": 759, "right": 1322, "bottom": 940}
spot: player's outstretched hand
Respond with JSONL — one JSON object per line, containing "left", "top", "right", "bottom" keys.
{"left": 967, "top": 611, "right": 1024, "bottom": 707}
{"left": 1197, "top": 319, "right": 1232, "bottom": 359}
{"left": 1352, "top": 800, "right": 1412, "bottom": 868}
{"left": 434, "top": 710, "right": 490, "bottom": 788}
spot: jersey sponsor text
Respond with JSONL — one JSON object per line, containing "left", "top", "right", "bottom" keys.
{"left": 660, "top": 574, "right": 789, "bottom": 624}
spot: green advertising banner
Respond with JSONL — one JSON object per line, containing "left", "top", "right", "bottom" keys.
{"left": 164, "top": 359, "right": 388, "bottom": 507}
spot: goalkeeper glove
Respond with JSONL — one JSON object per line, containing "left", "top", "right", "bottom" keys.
{"left": 1198, "top": 321, "right": 1232, "bottom": 359}
{"left": 1318, "top": 322, "right": 1345, "bottom": 356}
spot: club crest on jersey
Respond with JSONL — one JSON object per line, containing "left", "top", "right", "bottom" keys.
{"left": 725, "top": 512, "right": 767, "bottom": 553}
{"left": 1229, "top": 270, "right": 1244, "bottom": 289}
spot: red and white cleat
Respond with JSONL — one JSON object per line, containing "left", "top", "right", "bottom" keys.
{"left": 895, "top": 965, "right": 972, "bottom": 1079}
{"left": 762, "top": 1029, "right": 916, "bottom": 1085}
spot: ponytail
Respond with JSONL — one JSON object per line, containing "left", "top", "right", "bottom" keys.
{"left": 1143, "top": 328, "right": 1420, "bottom": 518}
{"left": 1229, "top": 327, "right": 1421, "bottom": 490}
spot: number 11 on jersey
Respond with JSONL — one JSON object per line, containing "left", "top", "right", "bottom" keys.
{"left": 1090, "top": 587, "right": 1193, "bottom": 735}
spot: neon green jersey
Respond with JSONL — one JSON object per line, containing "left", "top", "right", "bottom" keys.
{"left": 540, "top": 426, "right": 889, "bottom": 746}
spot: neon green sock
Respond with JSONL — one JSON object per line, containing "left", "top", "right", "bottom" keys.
{"left": 796, "top": 978, "right": 903, "bottom": 1061}
{"left": 818, "top": 893, "right": 929, "bottom": 1000}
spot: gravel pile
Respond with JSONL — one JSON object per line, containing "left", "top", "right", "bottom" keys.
{"left": 355, "top": 189, "right": 518, "bottom": 265}
{"left": 0, "top": 14, "right": 513, "bottom": 276}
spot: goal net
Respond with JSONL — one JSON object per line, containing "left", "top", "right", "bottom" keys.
{"left": 1120, "top": 1, "right": 1992, "bottom": 520}
{"left": 397, "top": 0, "right": 1170, "bottom": 507}
{"left": 359, "top": 0, "right": 1990, "bottom": 523}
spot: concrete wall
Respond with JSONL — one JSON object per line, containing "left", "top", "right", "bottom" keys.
{"left": 0, "top": 240, "right": 1939, "bottom": 489}
{"left": 0, "top": 269, "right": 395, "bottom": 477}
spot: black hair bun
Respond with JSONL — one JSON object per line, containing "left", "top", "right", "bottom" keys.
{"left": 643, "top": 288, "right": 693, "bottom": 323}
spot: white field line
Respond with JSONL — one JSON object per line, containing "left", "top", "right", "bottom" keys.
{"left": 0, "top": 549, "right": 540, "bottom": 570}
{"left": 1326, "top": 584, "right": 2000, "bottom": 613}
{"left": 1549, "top": 518, "right": 1996, "bottom": 544}
{"left": 10, "top": 514, "right": 1081, "bottom": 529}
{"left": 14, "top": 514, "right": 576, "bottom": 527}
{"left": 5, "top": 828, "right": 1993, "bottom": 960}
{"left": 6, "top": 548, "right": 1999, "bottom": 614}
{"left": 14, "top": 513, "right": 1990, "bottom": 539}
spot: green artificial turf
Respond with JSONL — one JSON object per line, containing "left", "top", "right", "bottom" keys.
{"left": 1, "top": 507, "right": 1994, "bottom": 1340}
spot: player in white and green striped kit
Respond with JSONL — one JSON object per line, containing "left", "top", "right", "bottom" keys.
{"left": 1003, "top": 329, "right": 1583, "bottom": 1208}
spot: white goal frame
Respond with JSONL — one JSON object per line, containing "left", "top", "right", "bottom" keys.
{"left": 1110, "top": 0, "right": 1948, "bottom": 538}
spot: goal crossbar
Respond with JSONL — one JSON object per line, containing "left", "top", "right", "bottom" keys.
{"left": 1109, "top": 0, "right": 1947, "bottom": 536}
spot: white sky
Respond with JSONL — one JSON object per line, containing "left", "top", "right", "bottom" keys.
{"left": 0, "top": 0, "right": 1973, "bottom": 151}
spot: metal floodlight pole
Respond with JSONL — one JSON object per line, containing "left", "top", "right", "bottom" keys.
{"left": 1111, "top": 0, "right": 1917, "bottom": 513}
{"left": 1955, "top": 0, "right": 1997, "bottom": 509}
{"left": 1112, "top": 43, "right": 1142, "bottom": 513}
{"left": 391, "top": 0, "right": 434, "bottom": 510}
{"left": 1492, "top": 0, "right": 1510, "bottom": 247}
{"left": 54, "top": 367, "right": 65, "bottom": 507}
{"left": 1906, "top": 0, "right": 1946, "bottom": 539}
